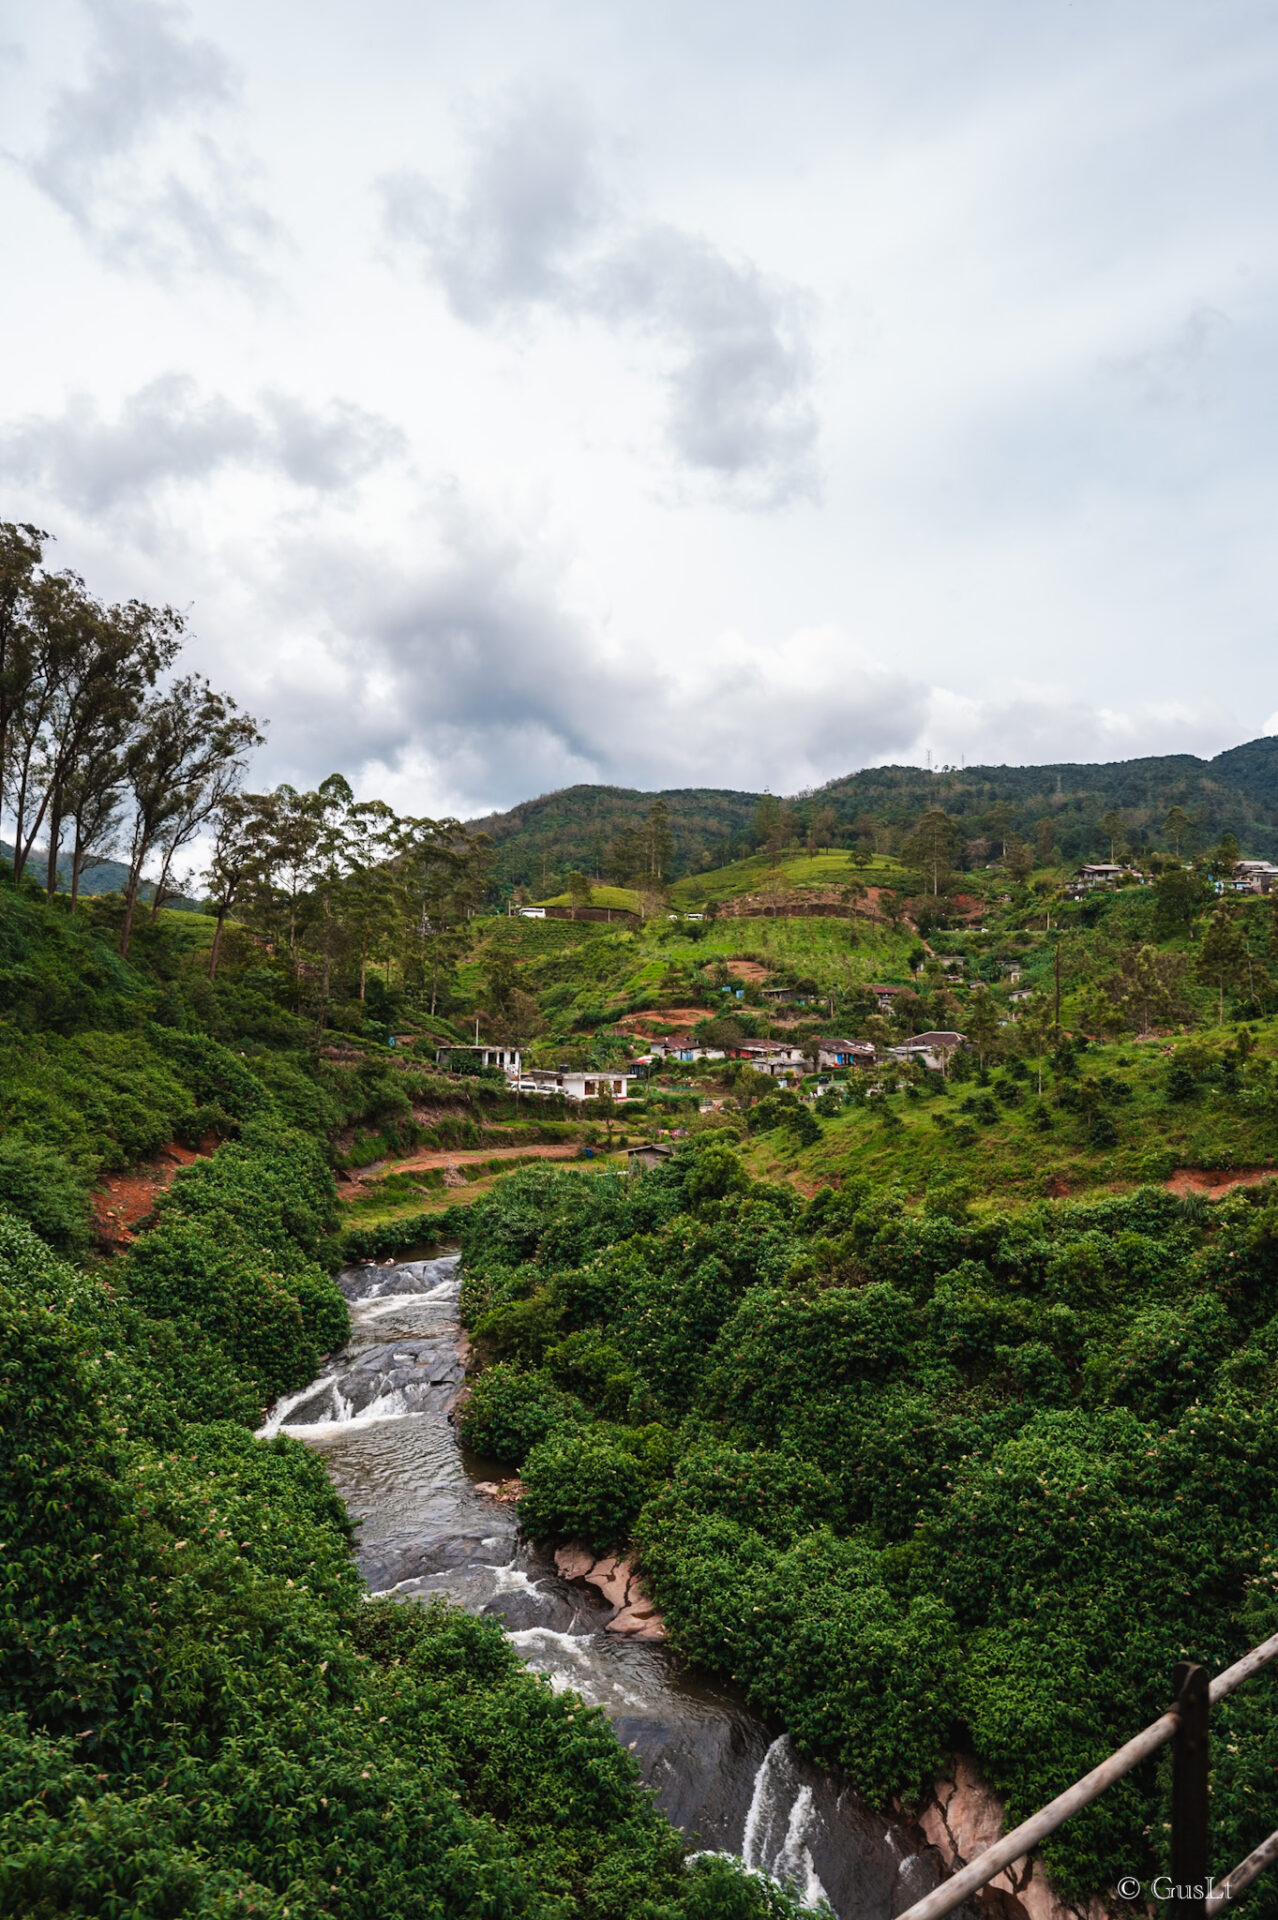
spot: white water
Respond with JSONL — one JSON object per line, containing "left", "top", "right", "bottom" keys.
{"left": 257, "top": 1254, "right": 940, "bottom": 1920}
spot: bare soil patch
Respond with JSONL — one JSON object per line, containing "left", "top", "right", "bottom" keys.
{"left": 348, "top": 1143, "right": 586, "bottom": 1186}
{"left": 1165, "top": 1167, "right": 1278, "bottom": 1198}
{"left": 617, "top": 1007, "right": 707, "bottom": 1033}
{"left": 94, "top": 1140, "right": 213, "bottom": 1247}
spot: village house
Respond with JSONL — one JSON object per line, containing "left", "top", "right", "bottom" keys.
{"left": 1069, "top": 863, "right": 1141, "bottom": 895}
{"left": 817, "top": 1038, "right": 876, "bottom": 1070}
{"left": 509, "top": 1069, "right": 630, "bottom": 1101}
{"left": 1232, "top": 860, "right": 1278, "bottom": 894}
{"left": 627, "top": 1142, "right": 675, "bottom": 1172}
{"left": 888, "top": 1030, "right": 968, "bottom": 1072}
{"left": 646, "top": 1037, "right": 727, "bottom": 1062}
{"left": 436, "top": 1043, "right": 522, "bottom": 1075}
{"left": 736, "top": 1040, "right": 806, "bottom": 1078}
{"left": 870, "top": 984, "right": 907, "bottom": 1013}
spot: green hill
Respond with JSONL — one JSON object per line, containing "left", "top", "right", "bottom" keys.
{"left": 469, "top": 783, "right": 762, "bottom": 890}
{"left": 468, "top": 737, "right": 1278, "bottom": 890}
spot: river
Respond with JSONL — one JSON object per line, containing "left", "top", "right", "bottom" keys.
{"left": 260, "top": 1253, "right": 950, "bottom": 1919}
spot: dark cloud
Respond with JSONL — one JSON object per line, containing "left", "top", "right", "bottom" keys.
{"left": 245, "top": 509, "right": 917, "bottom": 813}
{"left": 379, "top": 90, "right": 819, "bottom": 503}
{"left": 592, "top": 225, "right": 818, "bottom": 502}
{"left": 0, "top": 375, "right": 403, "bottom": 511}
{"left": 23, "top": 0, "right": 280, "bottom": 282}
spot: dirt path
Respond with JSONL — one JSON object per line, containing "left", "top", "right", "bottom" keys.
{"left": 1165, "top": 1167, "right": 1278, "bottom": 1199}
{"left": 345, "top": 1142, "right": 593, "bottom": 1184}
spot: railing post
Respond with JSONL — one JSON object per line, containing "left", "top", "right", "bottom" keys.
{"left": 1172, "top": 1662, "right": 1211, "bottom": 1920}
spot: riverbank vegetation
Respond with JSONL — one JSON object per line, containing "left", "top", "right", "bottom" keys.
{"left": 457, "top": 1152, "right": 1278, "bottom": 1908}
{"left": 0, "top": 872, "right": 809, "bottom": 1918}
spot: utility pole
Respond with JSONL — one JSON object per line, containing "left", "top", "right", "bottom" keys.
{"left": 1054, "top": 936, "right": 1062, "bottom": 1032}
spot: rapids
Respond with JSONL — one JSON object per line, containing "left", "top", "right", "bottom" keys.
{"left": 260, "top": 1254, "right": 950, "bottom": 1918}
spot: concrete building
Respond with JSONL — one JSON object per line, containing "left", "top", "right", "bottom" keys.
{"left": 436, "top": 1043, "right": 522, "bottom": 1074}
{"left": 510, "top": 1069, "right": 630, "bottom": 1101}
{"left": 1233, "top": 860, "right": 1278, "bottom": 894}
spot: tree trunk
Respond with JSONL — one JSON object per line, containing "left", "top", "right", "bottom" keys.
{"left": 119, "top": 864, "right": 144, "bottom": 956}
{"left": 45, "top": 797, "right": 62, "bottom": 897}
{"left": 150, "top": 846, "right": 176, "bottom": 920}
{"left": 209, "top": 904, "right": 229, "bottom": 979}
{"left": 70, "top": 824, "right": 84, "bottom": 910}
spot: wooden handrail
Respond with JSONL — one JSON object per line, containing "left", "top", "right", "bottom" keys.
{"left": 894, "top": 1630, "right": 1278, "bottom": 1920}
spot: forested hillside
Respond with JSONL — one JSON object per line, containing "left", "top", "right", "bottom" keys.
{"left": 470, "top": 739, "right": 1278, "bottom": 896}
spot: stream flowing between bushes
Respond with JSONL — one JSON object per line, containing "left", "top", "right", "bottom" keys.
{"left": 261, "top": 1254, "right": 946, "bottom": 1920}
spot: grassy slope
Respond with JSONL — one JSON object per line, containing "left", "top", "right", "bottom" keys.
{"left": 668, "top": 848, "right": 912, "bottom": 907}
{"left": 662, "top": 915, "right": 920, "bottom": 990}
{"left": 533, "top": 885, "right": 643, "bottom": 912}
{"left": 741, "top": 1033, "right": 1278, "bottom": 1205}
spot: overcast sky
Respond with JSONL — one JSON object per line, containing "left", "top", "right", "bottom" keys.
{"left": 4, "top": 0, "right": 1278, "bottom": 817}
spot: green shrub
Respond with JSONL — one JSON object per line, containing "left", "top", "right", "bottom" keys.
{"left": 458, "top": 1362, "right": 585, "bottom": 1465}
{"left": 520, "top": 1431, "right": 652, "bottom": 1550}
{"left": 0, "top": 1137, "right": 91, "bottom": 1254}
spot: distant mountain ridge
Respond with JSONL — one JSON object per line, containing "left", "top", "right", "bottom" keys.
{"left": 0, "top": 844, "right": 200, "bottom": 909}
{"left": 469, "top": 737, "right": 1278, "bottom": 887}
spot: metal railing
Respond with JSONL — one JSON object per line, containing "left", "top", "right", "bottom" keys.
{"left": 896, "top": 1632, "right": 1278, "bottom": 1920}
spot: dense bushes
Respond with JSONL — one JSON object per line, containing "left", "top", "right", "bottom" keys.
{"left": 0, "top": 874, "right": 809, "bottom": 1917}
{"left": 123, "top": 1122, "right": 348, "bottom": 1401}
{"left": 456, "top": 1147, "right": 1278, "bottom": 1907}
{"left": 0, "top": 1189, "right": 801, "bottom": 1919}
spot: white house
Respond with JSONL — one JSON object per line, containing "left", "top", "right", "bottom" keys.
{"left": 436, "top": 1043, "right": 522, "bottom": 1074}
{"left": 510, "top": 1069, "right": 630, "bottom": 1101}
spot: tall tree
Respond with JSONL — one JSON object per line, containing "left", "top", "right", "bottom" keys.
{"left": 964, "top": 983, "right": 1002, "bottom": 1067}
{"left": 1196, "top": 908, "right": 1247, "bottom": 1025}
{"left": 37, "top": 587, "right": 179, "bottom": 896}
{"left": 1100, "top": 809, "right": 1126, "bottom": 862}
{"left": 903, "top": 809, "right": 961, "bottom": 896}
{"left": 119, "top": 676, "right": 261, "bottom": 956}
{"left": 645, "top": 798, "right": 675, "bottom": 878}
{"left": 0, "top": 522, "right": 46, "bottom": 872}
{"left": 1034, "top": 817, "right": 1058, "bottom": 867}
{"left": 63, "top": 736, "right": 126, "bottom": 908}
{"left": 753, "top": 792, "right": 781, "bottom": 852}
{"left": 807, "top": 803, "right": 837, "bottom": 854}
{"left": 203, "top": 792, "right": 276, "bottom": 980}
{"left": 1163, "top": 805, "right": 1193, "bottom": 859}
{"left": 564, "top": 869, "right": 592, "bottom": 919}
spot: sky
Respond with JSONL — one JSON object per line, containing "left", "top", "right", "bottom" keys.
{"left": 3, "top": 0, "right": 1278, "bottom": 819}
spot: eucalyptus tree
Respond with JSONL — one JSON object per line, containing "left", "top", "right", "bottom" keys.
{"left": 119, "top": 675, "right": 262, "bottom": 955}
{"left": 37, "top": 588, "right": 179, "bottom": 896}
{"left": 203, "top": 792, "right": 279, "bottom": 980}
{"left": 0, "top": 522, "right": 45, "bottom": 864}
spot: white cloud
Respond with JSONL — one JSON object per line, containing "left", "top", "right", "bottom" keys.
{"left": 379, "top": 88, "right": 820, "bottom": 504}
{"left": 0, "top": 376, "right": 404, "bottom": 513}
{"left": 22, "top": 0, "right": 280, "bottom": 283}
